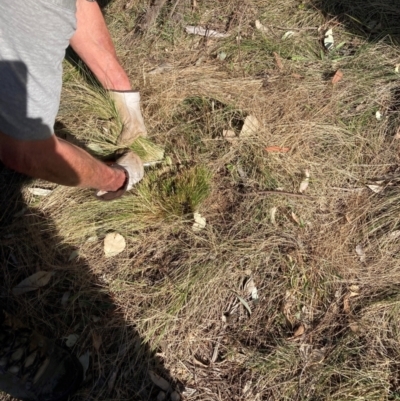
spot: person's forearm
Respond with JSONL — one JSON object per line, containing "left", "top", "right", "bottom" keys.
{"left": 0, "top": 132, "right": 125, "bottom": 191}
{"left": 70, "top": 0, "right": 131, "bottom": 91}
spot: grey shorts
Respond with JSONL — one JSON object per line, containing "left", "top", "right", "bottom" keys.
{"left": 0, "top": 0, "right": 77, "bottom": 141}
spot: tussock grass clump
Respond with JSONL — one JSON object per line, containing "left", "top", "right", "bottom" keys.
{"left": 40, "top": 165, "right": 211, "bottom": 242}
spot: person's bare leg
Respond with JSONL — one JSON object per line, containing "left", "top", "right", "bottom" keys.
{"left": 70, "top": 0, "right": 131, "bottom": 91}
{"left": 0, "top": 132, "right": 125, "bottom": 191}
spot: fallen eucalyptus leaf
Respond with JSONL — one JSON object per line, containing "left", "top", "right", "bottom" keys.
{"left": 217, "top": 52, "right": 227, "bottom": 61}
{"left": 324, "top": 28, "right": 334, "bottom": 51}
{"left": 185, "top": 25, "right": 229, "bottom": 38}
{"left": 182, "top": 387, "right": 197, "bottom": 397}
{"left": 78, "top": 350, "right": 90, "bottom": 380}
{"left": 65, "top": 334, "right": 79, "bottom": 347}
{"left": 282, "top": 31, "right": 295, "bottom": 40}
{"left": 255, "top": 20, "right": 268, "bottom": 33}
{"left": 192, "top": 212, "right": 206, "bottom": 232}
{"left": 236, "top": 294, "right": 252, "bottom": 315}
{"left": 332, "top": 69, "right": 343, "bottom": 84}
{"left": 28, "top": 188, "right": 53, "bottom": 197}
{"left": 240, "top": 115, "right": 259, "bottom": 137}
{"left": 13, "top": 271, "right": 55, "bottom": 295}
{"left": 245, "top": 278, "right": 259, "bottom": 303}
{"left": 367, "top": 184, "right": 383, "bottom": 194}
{"left": 104, "top": 233, "right": 126, "bottom": 257}
{"left": 291, "top": 212, "right": 301, "bottom": 225}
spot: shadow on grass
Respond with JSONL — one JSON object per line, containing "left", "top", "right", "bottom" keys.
{"left": 312, "top": 0, "right": 400, "bottom": 44}
{"left": 0, "top": 167, "right": 177, "bottom": 401}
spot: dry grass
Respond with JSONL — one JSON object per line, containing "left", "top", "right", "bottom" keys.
{"left": 2, "top": 0, "right": 400, "bottom": 400}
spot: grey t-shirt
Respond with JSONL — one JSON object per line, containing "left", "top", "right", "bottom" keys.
{"left": 0, "top": 0, "right": 77, "bottom": 141}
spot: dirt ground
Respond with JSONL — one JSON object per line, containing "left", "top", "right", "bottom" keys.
{"left": 1, "top": 0, "right": 400, "bottom": 400}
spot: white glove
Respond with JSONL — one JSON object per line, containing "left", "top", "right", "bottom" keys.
{"left": 109, "top": 90, "right": 147, "bottom": 146}
{"left": 115, "top": 151, "right": 144, "bottom": 191}
{"left": 96, "top": 152, "right": 144, "bottom": 200}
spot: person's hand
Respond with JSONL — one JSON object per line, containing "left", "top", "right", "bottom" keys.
{"left": 109, "top": 91, "right": 147, "bottom": 146}
{"left": 114, "top": 151, "right": 144, "bottom": 190}
{"left": 95, "top": 151, "right": 144, "bottom": 200}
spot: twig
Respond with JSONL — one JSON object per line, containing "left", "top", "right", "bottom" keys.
{"left": 237, "top": 190, "right": 313, "bottom": 198}
{"left": 168, "top": 0, "right": 181, "bottom": 19}
{"left": 268, "top": 25, "right": 319, "bottom": 31}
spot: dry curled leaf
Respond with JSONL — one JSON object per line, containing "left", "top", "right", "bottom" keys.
{"left": 13, "top": 271, "right": 55, "bottom": 296}
{"left": 299, "top": 169, "right": 310, "bottom": 193}
{"left": 343, "top": 295, "right": 351, "bottom": 314}
{"left": 104, "top": 232, "right": 126, "bottom": 257}
{"left": 291, "top": 212, "right": 301, "bottom": 225}
{"left": 332, "top": 69, "right": 343, "bottom": 84}
{"left": 349, "top": 285, "right": 360, "bottom": 293}
{"left": 292, "top": 73, "right": 303, "bottom": 79}
{"left": 149, "top": 371, "right": 171, "bottom": 392}
{"left": 293, "top": 324, "right": 305, "bottom": 338}
{"left": 245, "top": 278, "right": 259, "bottom": 303}
{"left": 349, "top": 322, "right": 359, "bottom": 333}
{"left": 355, "top": 244, "right": 366, "bottom": 262}
{"left": 273, "top": 52, "right": 284, "bottom": 70}
{"left": 270, "top": 206, "right": 277, "bottom": 225}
